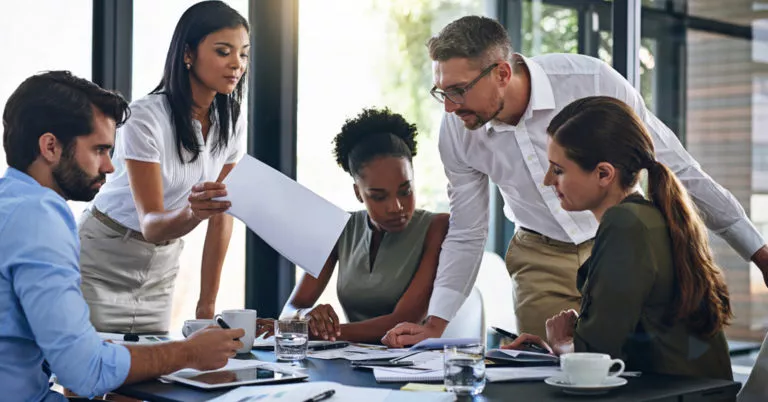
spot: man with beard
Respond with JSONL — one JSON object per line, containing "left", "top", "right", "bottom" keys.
{"left": 382, "top": 16, "right": 768, "bottom": 346}
{"left": 0, "top": 71, "right": 245, "bottom": 401}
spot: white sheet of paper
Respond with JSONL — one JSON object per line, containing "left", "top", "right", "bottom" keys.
{"left": 485, "top": 366, "right": 562, "bottom": 382}
{"left": 209, "top": 381, "right": 455, "bottom": 402}
{"left": 308, "top": 345, "right": 410, "bottom": 361}
{"left": 222, "top": 155, "right": 350, "bottom": 277}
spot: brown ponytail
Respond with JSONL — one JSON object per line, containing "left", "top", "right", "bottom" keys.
{"left": 645, "top": 160, "right": 732, "bottom": 336}
{"left": 547, "top": 96, "right": 732, "bottom": 337}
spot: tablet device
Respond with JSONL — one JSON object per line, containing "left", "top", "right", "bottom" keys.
{"left": 162, "top": 365, "right": 309, "bottom": 390}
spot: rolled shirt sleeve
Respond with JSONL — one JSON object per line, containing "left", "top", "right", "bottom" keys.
{"left": 598, "top": 61, "right": 765, "bottom": 260}
{"left": 428, "top": 114, "right": 490, "bottom": 321}
{"left": 9, "top": 198, "right": 131, "bottom": 398}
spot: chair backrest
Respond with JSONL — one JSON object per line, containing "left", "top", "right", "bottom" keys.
{"left": 738, "top": 333, "right": 768, "bottom": 402}
{"left": 442, "top": 286, "right": 486, "bottom": 343}
{"left": 475, "top": 251, "right": 517, "bottom": 333}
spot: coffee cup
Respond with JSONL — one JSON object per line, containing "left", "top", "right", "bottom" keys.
{"left": 217, "top": 309, "right": 257, "bottom": 354}
{"left": 181, "top": 319, "right": 215, "bottom": 337}
{"left": 560, "top": 353, "right": 625, "bottom": 386}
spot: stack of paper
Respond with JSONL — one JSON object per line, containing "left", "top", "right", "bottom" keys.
{"left": 208, "top": 381, "right": 456, "bottom": 402}
{"left": 308, "top": 344, "right": 410, "bottom": 361}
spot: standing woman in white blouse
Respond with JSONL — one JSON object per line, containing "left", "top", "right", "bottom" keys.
{"left": 78, "top": 0, "right": 250, "bottom": 333}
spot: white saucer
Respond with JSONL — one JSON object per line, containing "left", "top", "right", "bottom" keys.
{"left": 544, "top": 375, "right": 628, "bottom": 395}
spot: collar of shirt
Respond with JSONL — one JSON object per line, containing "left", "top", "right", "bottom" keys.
{"left": 4, "top": 167, "right": 42, "bottom": 187}
{"left": 485, "top": 54, "right": 556, "bottom": 134}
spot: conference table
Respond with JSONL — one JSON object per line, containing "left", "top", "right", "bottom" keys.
{"left": 115, "top": 350, "right": 741, "bottom": 401}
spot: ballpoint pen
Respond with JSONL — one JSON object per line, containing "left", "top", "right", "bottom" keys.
{"left": 308, "top": 341, "right": 350, "bottom": 351}
{"left": 215, "top": 316, "right": 241, "bottom": 341}
{"left": 123, "top": 334, "right": 140, "bottom": 342}
{"left": 302, "top": 389, "right": 335, "bottom": 402}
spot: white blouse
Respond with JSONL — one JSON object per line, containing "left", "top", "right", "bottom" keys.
{"left": 93, "top": 93, "right": 246, "bottom": 231}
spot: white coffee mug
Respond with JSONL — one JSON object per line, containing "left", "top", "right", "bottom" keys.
{"left": 560, "top": 353, "right": 625, "bottom": 386}
{"left": 181, "top": 319, "right": 215, "bottom": 337}
{"left": 219, "top": 309, "right": 257, "bottom": 354}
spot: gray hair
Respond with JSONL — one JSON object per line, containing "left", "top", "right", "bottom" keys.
{"left": 427, "top": 16, "right": 513, "bottom": 67}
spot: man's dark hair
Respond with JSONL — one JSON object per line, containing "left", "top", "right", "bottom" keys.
{"left": 3, "top": 70, "right": 130, "bottom": 172}
{"left": 427, "top": 16, "right": 513, "bottom": 67}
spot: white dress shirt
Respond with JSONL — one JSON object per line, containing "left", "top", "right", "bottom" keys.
{"left": 429, "top": 53, "right": 765, "bottom": 321}
{"left": 93, "top": 93, "right": 246, "bottom": 231}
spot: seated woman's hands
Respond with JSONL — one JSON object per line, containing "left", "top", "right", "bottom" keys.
{"left": 500, "top": 333, "right": 554, "bottom": 354}
{"left": 257, "top": 318, "right": 276, "bottom": 338}
{"left": 501, "top": 309, "right": 579, "bottom": 356}
{"left": 545, "top": 309, "right": 578, "bottom": 355}
{"left": 304, "top": 304, "right": 341, "bottom": 341}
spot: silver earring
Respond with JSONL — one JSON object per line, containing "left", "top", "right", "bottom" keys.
{"left": 185, "top": 63, "right": 191, "bottom": 70}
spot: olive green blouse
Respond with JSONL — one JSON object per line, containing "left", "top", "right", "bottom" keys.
{"left": 574, "top": 194, "right": 732, "bottom": 380}
{"left": 336, "top": 209, "right": 433, "bottom": 323}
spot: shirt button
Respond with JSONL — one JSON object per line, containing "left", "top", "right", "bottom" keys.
{"left": 527, "top": 155, "right": 535, "bottom": 161}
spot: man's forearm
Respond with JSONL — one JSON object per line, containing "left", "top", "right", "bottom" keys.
{"left": 123, "top": 342, "right": 191, "bottom": 384}
{"left": 425, "top": 316, "right": 449, "bottom": 335}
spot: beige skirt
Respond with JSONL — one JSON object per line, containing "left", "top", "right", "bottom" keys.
{"left": 78, "top": 208, "right": 183, "bottom": 333}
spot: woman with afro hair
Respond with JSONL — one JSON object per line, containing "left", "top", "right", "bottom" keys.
{"left": 280, "top": 108, "right": 449, "bottom": 343}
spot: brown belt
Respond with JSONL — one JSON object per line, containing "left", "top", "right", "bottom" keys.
{"left": 90, "top": 207, "right": 170, "bottom": 246}
{"left": 518, "top": 226, "right": 594, "bottom": 247}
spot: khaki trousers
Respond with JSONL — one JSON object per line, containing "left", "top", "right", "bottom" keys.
{"left": 505, "top": 229, "right": 594, "bottom": 339}
{"left": 78, "top": 209, "right": 183, "bottom": 333}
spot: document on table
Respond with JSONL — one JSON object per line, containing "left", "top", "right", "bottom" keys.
{"left": 373, "top": 351, "right": 561, "bottom": 383}
{"left": 209, "top": 381, "right": 456, "bottom": 402}
{"left": 308, "top": 344, "right": 411, "bottom": 361}
{"left": 221, "top": 154, "right": 350, "bottom": 277}
{"left": 97, "top": 332, "right": 176, "bottom": 344}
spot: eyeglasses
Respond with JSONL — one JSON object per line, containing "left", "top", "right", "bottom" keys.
{"left": 430, "top": 63, "right": 499, "bottom": 105}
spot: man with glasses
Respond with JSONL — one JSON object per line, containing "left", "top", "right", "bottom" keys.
{"left": 382, "top": 15, "right": 768, "bottom": 346}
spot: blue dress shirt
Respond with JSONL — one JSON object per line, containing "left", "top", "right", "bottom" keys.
{"left": 0, "top": 168, "right": 131, "bottom": 401}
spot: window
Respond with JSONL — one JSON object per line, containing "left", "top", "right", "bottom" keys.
{"left": 296, "top": 0, "right": 488, "bottom": 319}
{"left": 0, "top": 1, "right": 92, "bottom": 218}
{"left": 132, "top": 0, "right": 249, "bottom": 331}
{"left": 641, "top": 1, "right": 768, "bottom": 339}
{"left": 519, "top": 0, "right": 612, "bottom": 64}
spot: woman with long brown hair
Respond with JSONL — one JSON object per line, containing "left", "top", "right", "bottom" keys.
{"left": 506, "top": 96, "right": 733, "bottom": 380}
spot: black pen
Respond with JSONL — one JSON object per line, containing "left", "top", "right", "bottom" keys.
{"left": 215, "top": 316, "right": 231, "bottom": 329}
{"left": 123, "top": 334, "right": 139, "bottom": 342}
{"left": 308, "top": 341, "right": 350, "bottom": 351}
{"left": 302, "top": 389, "right": 335, "bottom": 402}
{"left": 215, "top": 316, "right": 241, "bottom": 341}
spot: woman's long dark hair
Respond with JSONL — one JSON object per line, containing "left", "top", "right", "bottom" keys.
{"left": 547, "top": 96, "right": 732, "bottom": 338}
{"left": 152, "top": 0, "right": 248, "bottom": 163}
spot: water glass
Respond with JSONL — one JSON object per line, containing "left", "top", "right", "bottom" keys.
{"left": 275, "top": 318, "right": 309, "bottom": 361}
{"left": 444, "top": 343, "right": 486, "bottom": 395}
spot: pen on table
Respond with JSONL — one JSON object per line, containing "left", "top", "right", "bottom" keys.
{"left": 302, "top": 389, "right": 335, "bottom": 402}
{"left": 308, "top": 342, "right": 350, "bottom": 351}
{"left": 123, "top": 334, "right": 140, "bottom": 342}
